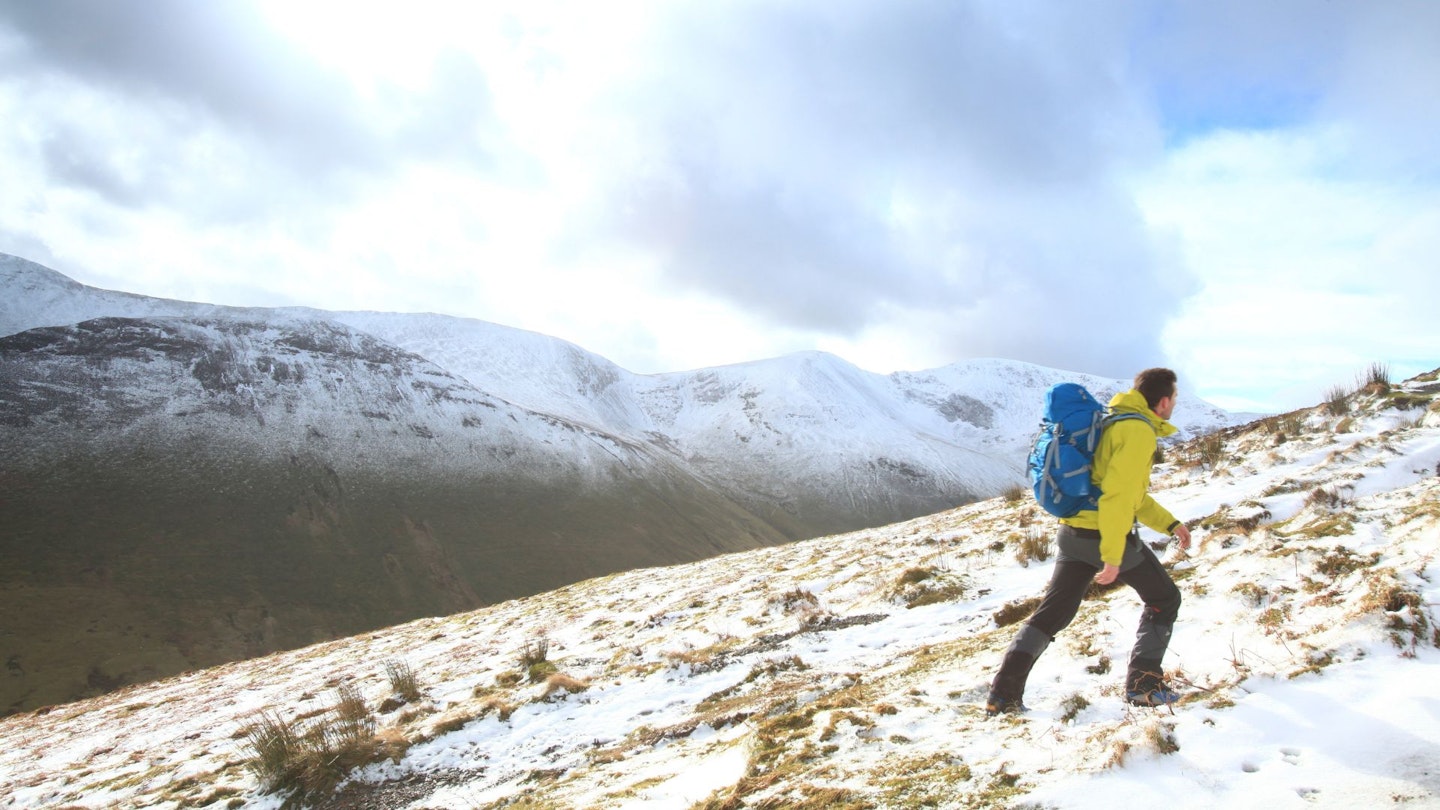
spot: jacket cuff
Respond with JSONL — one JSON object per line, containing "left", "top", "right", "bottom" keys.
{"left": 1166, "top": 520, "right": 1181, "bottom": 534}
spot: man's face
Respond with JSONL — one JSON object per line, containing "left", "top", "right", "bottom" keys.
{"left": 1156, "top": 390, "right": 1178, "bottom": 420}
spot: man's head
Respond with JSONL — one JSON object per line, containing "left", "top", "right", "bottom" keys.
{"left": 1134, "top": 368, "right": 1178, "bottom": 420}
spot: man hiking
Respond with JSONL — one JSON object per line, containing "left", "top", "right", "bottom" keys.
{"left": 987, "top": 367, "right": 1193, "bottom": 715}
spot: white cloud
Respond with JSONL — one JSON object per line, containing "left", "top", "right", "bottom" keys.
{"left": 1, "top": 1, "right": 1437, "bottom": 411}
{"left": 1142, "top": 127, "right": 1440, "bottom": 410}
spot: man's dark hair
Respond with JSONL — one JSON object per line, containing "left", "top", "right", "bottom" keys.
{"left": 1134, "top": 368, "right": 1178, "bottom": 410}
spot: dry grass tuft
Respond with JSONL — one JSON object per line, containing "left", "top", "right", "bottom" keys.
{"left": 1012, "top": 529, "right": 1052, "bottom": 567}
{"left": 1324, "top": 384, "right": 1353, "bottom": 416}
{"left": 542, "top": 672, "right": 591, "bottom": 700}
{"left": 993, "top": 595, "right": 1041, "bottom": 628}
{"left": 889, "top": 566, "right": 970, "bottom": 608}
{"left": 384, "top": 660, "right": 422, "bottom": 705}
{"left": 240, "top": 685, "right": 404, "bottom": 806}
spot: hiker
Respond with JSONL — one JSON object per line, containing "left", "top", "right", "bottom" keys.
{"left": 987, "top": 368, "right": 1193, "bottom": 715}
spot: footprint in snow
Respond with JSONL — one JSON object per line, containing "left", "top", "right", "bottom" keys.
{"left": 1241, "top": 747, "right": 1303, "bottom": 774}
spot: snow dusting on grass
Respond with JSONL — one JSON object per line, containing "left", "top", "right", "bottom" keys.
{"left": 2, "top": 378, "right": 1438, "bottom": 809}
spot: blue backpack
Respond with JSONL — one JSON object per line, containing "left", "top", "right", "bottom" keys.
{"left": 1028, "top": 383, "right": 1146, "bottom": 517}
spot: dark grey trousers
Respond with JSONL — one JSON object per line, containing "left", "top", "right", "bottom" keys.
{"left": 990, "top": 525, "right": 1182, "bottom": 700}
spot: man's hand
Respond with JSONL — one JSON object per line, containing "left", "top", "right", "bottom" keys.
{"left": 1095, "top": 563, "right": 1120, "bottom": 585}
{"left": 1173, "top": 523, "right": 1192, "bottom": 551}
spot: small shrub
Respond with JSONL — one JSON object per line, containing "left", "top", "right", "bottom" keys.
{"left": 898, "top": 567, "right": 933, "bottom": 586}
{"left": 1264, "top": 411, "right": 1305, "bottom": 444}
{"left": 1199, "top": 504, "right": 1271, "bottom": 539}
{"left": 1314, "top": 548, "right": 1378, "bottom": 579}
{"left": 1231, "top": 581, "right": 1268, "bottom": 608}
{"left": 1002, "top": 483, "right": 1026, "bottom": 504}
{"left": 1059, "top": 693, "right": 1090, "bottom": 723}
{"left": 542, "top": 672, "right": 590, "bottom": 700}
{"left": 1146, "top": 721, "right": 1181, "bottom": 755}
{"left": 769, "top": 587, "right": 820, "bottom": 614}
{"left": 1306, "top": 486, "right": 1351, "bottom": 511}
{"left": 1361, "top": 574, "right": 1432, "bottom": 652}
{"left": 1289, "top": 650, "right": 1336, "bottom": 679}
{"left": 429, "top": 713, "right": 471, "bottom": 737}
{"left": 820, "top": 710, "right": 876, "bottom": 742}
{"left": 519, "top": 637, "right": 550, "bottom": 668}
{"left": 1013, "top": 529, "right": 1051, "bottom": 567}
{"left": 527, "top": 660, "right": 559, "bottom": 684}
{"left": 1324, "top": 383, "right": 1352, "bottom": 415}
{"left": 240, "top": 693, "right": 398, "bottom": 805}
{"left": 1362, "top": 362, "right": 1391, "bottom": 393}
{"left": 744, "top": 656, "right": 808, "bottom": 685}
{"left": 241, "top": 712, "right": 303, "bottom": 793}
{"left": 1193, "top": 433, "right": 1226, "bottom": 468}
{"left": 384, "top": 660, "right": 422, "bottom": 704}
{"left": 1085, "top": 655, "right": 1112, "bottom": 675}
{"left": 1261, "top": 479, "right": 1308, "bottom": 497}
{"left": 517, "top": 636, "right": 558, "bottom": 683}
{"left": 479, "top": 697, "right": 517, "bottom": 722}
{"left": 333, "top": 683, "right": 374, "bottom": 744}
{"left": 1384, "top": 391, "right": 1432, "bottom": 410}
{"left": 890, "top": 567, "right": 969, "bottom": 608}
{"left": 993, "top": 596, "right": 1041, "bottom": 628}
{"left": 1257, "top": 605, "right": 1291, "bottom": 636}
{"left": 665, "top": 641, "right": 737, "bottom": 675}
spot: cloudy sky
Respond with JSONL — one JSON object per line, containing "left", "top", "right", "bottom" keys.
{"left": 2, "top": 1, "right": 1437, "bottom": 411}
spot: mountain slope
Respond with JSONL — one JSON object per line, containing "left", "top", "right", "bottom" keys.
{"left": 1, "top": 252, "right": 1245, "bottom": 541}
{"left": 326, "top": 313, "right": 1242, "bottom": 539}
{"left": 2, "top": 369, "right": 1435, "bottom": 809}
{"left": 0, "top": 251, "right": 1252, "bottom": 714}
{"left": 0, "top": 314, "right": 785, "bottom": 715}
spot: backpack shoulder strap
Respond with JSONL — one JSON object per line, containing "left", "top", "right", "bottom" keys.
{"left": 1100, "top": 411, "right": 1150, "bottom": 430}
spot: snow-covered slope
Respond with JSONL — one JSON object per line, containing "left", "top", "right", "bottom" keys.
{"left": 0, "top": 252, "right": 1250, "bottom": 540}
{"left": 319, "top": 310, "right": 643, "bottom": 431}
{"left": 0, "top": 252, "right": 267, "bottom": 332}
{"left": 0, "top": 251, "right": 1257, "bottom": 713}
{"left": 0, "top": 313, "right": 787, "bottom": 715}
{"left": 2, "top": 368, "right": 1436, "bottom": 810}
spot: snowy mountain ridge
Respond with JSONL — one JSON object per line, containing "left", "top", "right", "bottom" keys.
{"left": 2, "top": 361, "right": 1437, "bottom": 809}
{"left": 0, "top": 251, "right": 1244, "bottom": 539}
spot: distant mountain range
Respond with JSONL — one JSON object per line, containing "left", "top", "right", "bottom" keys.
{"left": 0, "top": 252, "right": 1247, "bottom": 713}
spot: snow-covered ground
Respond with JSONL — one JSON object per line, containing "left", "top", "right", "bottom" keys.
{"left": 2, "top": 373, "right": 1437, "bottom": 808}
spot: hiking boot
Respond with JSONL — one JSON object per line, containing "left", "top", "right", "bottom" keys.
{"left": 1126, "top": 686, "right": 1181, "bottom": 707}
{"left": 985, "top": 696, "right": 1028, "bottom": 717}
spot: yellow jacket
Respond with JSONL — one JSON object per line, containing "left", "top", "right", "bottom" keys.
{"left": 1060, "top": 389, "right": 1179, "bottom": 566}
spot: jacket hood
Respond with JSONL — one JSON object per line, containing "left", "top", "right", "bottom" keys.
{"left": 1109, "top": 389, "right": 1179, "bottom": 437}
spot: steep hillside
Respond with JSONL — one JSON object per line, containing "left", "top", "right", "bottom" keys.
{"left": 2, "top": 252, "right": 1246, "bottom": 545}
{"left": 628, "top": 352, "right": 1008, "bottom": 538}
{"left": 0, "top": 251, "right": 1253, "bottom": 713}
{"left": 330, "top": 314, "right": 1242, "bottom": 540}
{"left": 2, "top": 370, "right": 1435, "bottom": 809}
{"left": 0, "top": 315, "right": 784, "bottom": 715}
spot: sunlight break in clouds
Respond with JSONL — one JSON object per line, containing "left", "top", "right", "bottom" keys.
{"left": 0, "top": 1, "right": 1437, "bottom": 410}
